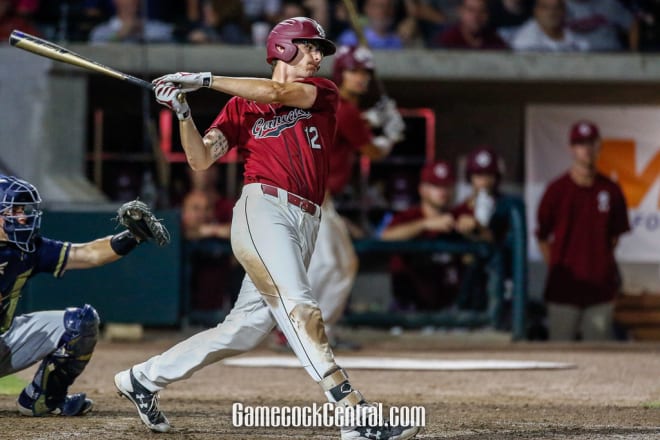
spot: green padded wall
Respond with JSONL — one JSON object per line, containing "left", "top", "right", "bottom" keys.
{"left": 18, "top": 209, "right": 182, "bottom": 326}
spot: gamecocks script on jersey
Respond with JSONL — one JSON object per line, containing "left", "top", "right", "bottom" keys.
{"left": 251, "top": 109, "right": 312, "bottom": 139}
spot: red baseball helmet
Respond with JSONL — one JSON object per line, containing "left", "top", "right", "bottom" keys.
{"left": 332, "top": 45, "right": 375, "bottom": 85}
{"left": 266, "top": 17, "right": 336, "bottom": 64}
{"left": 465, "top": 145, "right": 503, "bottom": 179}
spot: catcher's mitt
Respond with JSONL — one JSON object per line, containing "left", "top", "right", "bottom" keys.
{"left": 115, "top": 199, "right": 170, "bottom": 246}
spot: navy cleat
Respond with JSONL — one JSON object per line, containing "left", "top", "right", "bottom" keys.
{"left": 341, "top": 404, "right": 420, "bottom": 440}
{"left": 17, "top": 390, "right": 93, "bottom": 416}
{"left": 114, "top": 368, "right": 170, "bottom": 433}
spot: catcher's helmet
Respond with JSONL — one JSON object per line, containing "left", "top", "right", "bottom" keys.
{"left": 465, "top": 146, "right": 503, "bottom": 179}
{"left": 332, "top": 45, "right": 375, "bottom": 85}
{"left": 266, "top": 17, "right": 336, "bottom": 64}
{"left": 0, "top": 175, "right": 42, "bottom": 252}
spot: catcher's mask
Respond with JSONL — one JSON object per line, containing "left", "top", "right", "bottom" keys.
{"left": 0, "top": 175, "right": 42, "bottom": 252}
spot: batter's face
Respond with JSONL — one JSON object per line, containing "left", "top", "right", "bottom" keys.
{"left": 419, "top": 182, "right": 453, "bottom": 210}
{"left": 289, "top": 41, "right": 324, "bottom": 77}
{"left": 341, "top": 68, "right": 371, "bottom": 95}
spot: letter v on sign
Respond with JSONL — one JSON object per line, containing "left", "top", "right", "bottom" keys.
{"left": 597, "top": 139, "right": 660, "bottom": 209}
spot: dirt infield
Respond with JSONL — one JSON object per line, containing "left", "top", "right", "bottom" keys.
{"left": 1, "top": 329, "right": 659, "bottom": 440}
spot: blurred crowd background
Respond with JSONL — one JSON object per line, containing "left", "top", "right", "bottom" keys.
{"left": 1, "top": 0, "right": 660, "bottom": 52}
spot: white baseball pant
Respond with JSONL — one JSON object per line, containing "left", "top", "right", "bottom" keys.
{"left": 131, "top": 183, "right": 338, "bottom": 390}
{"left": 308, "top": 195, "right": 358, "bottom": 327}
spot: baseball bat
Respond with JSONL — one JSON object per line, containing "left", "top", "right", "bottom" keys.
{"left": 340, "top": 0, "right": 387, "bottom": 97}
{"left": 9, "top": 30, "right": 154, "bottom": 91}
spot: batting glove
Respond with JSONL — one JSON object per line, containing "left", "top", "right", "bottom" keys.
{"left": 154, "top": 82, "right": 191, "bottom": 121}
{"left": 152, "top": 72, "right": 213, "bottom": 93}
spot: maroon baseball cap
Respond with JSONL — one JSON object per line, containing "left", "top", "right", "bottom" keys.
{"left": 569, "top": 120, "right": 600, "bottom": 144}
{"left": 421, "top": 160, "right": 455, "bottom": 187}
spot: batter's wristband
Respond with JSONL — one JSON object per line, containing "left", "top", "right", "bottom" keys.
{"left": 110, "top": 230, "right": 140, "bottom": 256}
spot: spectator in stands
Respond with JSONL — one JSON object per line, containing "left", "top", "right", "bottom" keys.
{"left": 634, "top": 0, "right": 660, "bottom": 51}
{"left": 536, "top": 120, "right": 630, "bottom": 341}
{"left": 336, "top": 0, "right": 404, "bottom": 49}
{"left": 402, "top": 0, "right": 460, "bottom": 46}
{"left": 489, "top": 0, "right": 533, "bottom": 44}
{"left": 432, "top": 0, "right": 509, "bottom": 49}
{"left": 88, "top": 0, "right": 173, "bottom": 43}
{"left": 381, "top": 160, "right": 462, "bottom": 311}
{"left": 242, "top": 0, "right": 282, "bottom": 25}
{"left": 564, "top": 0, "right": 638, "bottom": 51}
{"left": 453, "top": 146, "right": 510, "bottom": 310}
{"left": 0, "top": 0, "right": 40, "bottom": 41}
{"left": 182, "top": 166, "right": 240, "bottom": 327}
{"left": 511, "top": 0, "right": 590, "bottom": 51}
{"left": 186, "top": 0, "right": 250, "bottom": 44}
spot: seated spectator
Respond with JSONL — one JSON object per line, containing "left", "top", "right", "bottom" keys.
{"left": 88, "top": 0, "right": 173, "bottom": 43}
{"left": 280, "top": 0, "right": 329, "bottom": 31}
{"left": 0, "top": 0, "right": 40, "bottom": 41}
{"left": 433, "top": 0, "right": 509, "bottom": 49}
{"left": 511, "top": 0, "right": 590, "bottom": 51}
{"left": 381, "top": 160, "right": 463, "bottom": 311}
{"left": 242, "top": 0, "right": 282, "bottom": 26}
{"left": 564, "top": 0, "right": 638, "bottom": 51}
{"left": 337, "top": 0, "right": 404, "bottom": 49}
{"left": 186, "top": 0, "right": 250, "bottom": 44}
{"left": 405, "top": 0, "right": 463, "bottom": 46}
{"left": 489, "top": 0, "right": 533, "bottom": 44}
{"left": 635, "top": 0, "right": 660, "bottom": 52}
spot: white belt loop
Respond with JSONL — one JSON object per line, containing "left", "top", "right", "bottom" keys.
{"left": 277, "top": 187, "right": 288, "bottom": 206}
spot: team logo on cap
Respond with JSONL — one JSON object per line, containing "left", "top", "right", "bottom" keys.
{"left": 433, "top": 163, "right": 448, "bottom": 178}
{"left": 579, "top": 123, "right": 592, "bottom": 136}
{"left": 354, "top": 46, "right": 373, "bottom": 63}
{"left": 316, "top": 22, "right": 325, "bottom": 38}
{"left": 475, "top": 151, "right": 492, "bottom": 168}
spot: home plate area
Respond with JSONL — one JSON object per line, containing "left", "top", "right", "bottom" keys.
{"left": 222, "top": 356, "right": 575, "bottom": 370}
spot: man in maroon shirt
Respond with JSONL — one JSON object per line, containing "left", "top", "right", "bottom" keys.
{"left": 536, "top": 120, "right": 630, "bottom": 341}
{"left": 433, "top": 0, "right": 509, "bottom": 49}
{"left": 381, "top": 160, "right": 461, "bottom": 310}
{"left": 114, "top": 17, "right": 419, "bottom": 440}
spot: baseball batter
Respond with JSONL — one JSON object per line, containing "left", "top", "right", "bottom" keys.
{"left": 308, "top": 45, "right": 404, "bottom": 343}
{"left": 0, "top": 175, "right": 167, "bottom": 417}
{"left": 114, "top": 17, "right": 419, "bottom": 440}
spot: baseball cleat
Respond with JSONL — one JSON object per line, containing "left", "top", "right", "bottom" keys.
{"left": 17, "top": 391, "right": 93, "bottom": 416}
{"left": 340, "top": 404, "right": 420, "bottom": 440}
{"left": 341, "top": 423, "right": 420, "bottom": 440}
{"left": 114, "top": 368, "right": 170, "bottom": 433}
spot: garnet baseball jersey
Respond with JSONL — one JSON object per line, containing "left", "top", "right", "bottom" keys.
{"left": 536, "top": 172, "right": 630, "bottom": 306}
{"left": 208, "top": 77, "right": 338, "bottom": 205}
{"left": 326, "top": 96, "right": 372, "bottom": 196}
{"left": 0, "top": 237, "right": 71, "bottom": 332}
{"left": 385, "top": 206, "right": 461, "bottom": 310}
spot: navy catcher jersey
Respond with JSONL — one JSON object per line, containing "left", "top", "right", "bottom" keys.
{"left": 0, "top": 237, "right": 71, "bottom": 332}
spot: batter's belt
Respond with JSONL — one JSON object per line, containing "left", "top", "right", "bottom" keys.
{"left": 260, "top": 184, "right": 320, "bottom": 217}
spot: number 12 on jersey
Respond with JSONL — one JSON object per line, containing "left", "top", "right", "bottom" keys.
{"left": 304, "top": 126, "right": 321, "bottom": 149}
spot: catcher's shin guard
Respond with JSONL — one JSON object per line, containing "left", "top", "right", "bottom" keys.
{"left": 20, "top": 305, "right": 99, "bottom": 416}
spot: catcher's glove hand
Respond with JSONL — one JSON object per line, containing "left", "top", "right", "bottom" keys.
{"left": 115, "top": 199, "right": 170, "bottom": 246}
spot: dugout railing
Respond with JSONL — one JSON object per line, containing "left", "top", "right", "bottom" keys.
{"left": 181, "top": 196, "right": 528, "bottom": 341}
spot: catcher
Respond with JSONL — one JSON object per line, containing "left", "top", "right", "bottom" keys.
{"left": 0, "top": 174, "right": 169, "bottom": 416}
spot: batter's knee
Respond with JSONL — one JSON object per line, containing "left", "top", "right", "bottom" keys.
{"left": 289, "top": 303, "right": 328, "bottom": 346}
